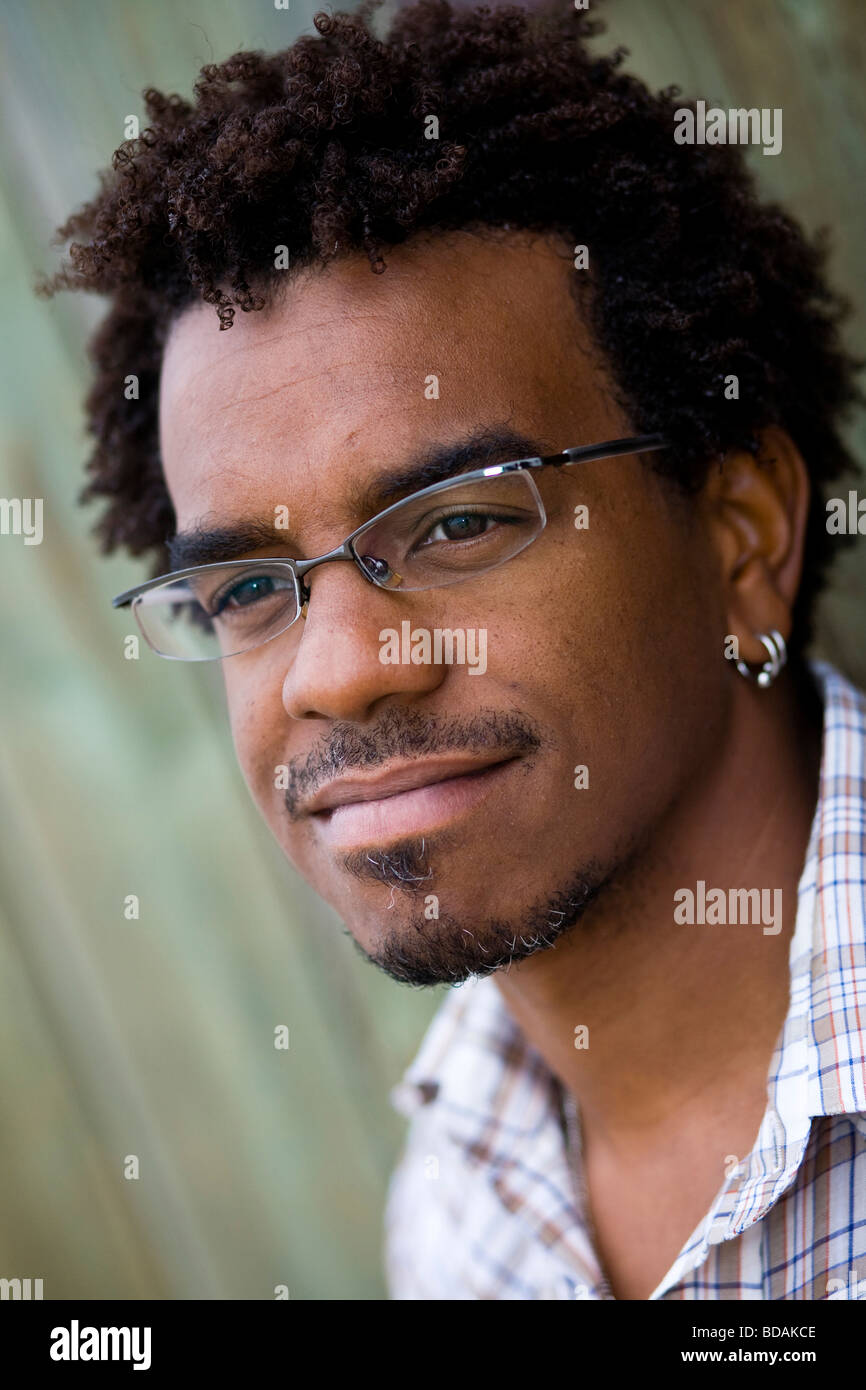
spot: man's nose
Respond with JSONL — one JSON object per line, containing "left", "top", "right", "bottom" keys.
{"left": 280, "top": 563, "right": 445, "bottom": 722}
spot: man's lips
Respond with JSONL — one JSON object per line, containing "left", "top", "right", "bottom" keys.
{"left": 303, "top": 754, "right": 520, "bottom": 849}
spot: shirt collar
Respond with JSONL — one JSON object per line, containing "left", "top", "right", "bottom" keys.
{"left": 390, "top": 967, "right": 554, "bottom": 1160}
{"left": 795, "top": 660, "right": 866, "bottom": 1118}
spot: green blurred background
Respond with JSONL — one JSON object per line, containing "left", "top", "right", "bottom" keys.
{"left": 0, "top": 0, "right": 863, "bottom": 1299}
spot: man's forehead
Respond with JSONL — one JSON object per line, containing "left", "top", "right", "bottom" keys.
{"left": 157, "top": 230, "right": 615, "bottom": 535}
{"left": 159, "top": 229, "right": 588, "bottom": 403}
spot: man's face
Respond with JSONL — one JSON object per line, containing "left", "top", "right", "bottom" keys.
{"left": 159, "top": 230, "right": 729, "bottom": 985}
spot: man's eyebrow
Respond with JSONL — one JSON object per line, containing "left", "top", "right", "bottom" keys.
{"left": 167, "top": 424, "right": 551, "bottom": 571}
{"left": 167, "top": 517, "right": 287, "bottom": 570}
{"left": 359, "top": 425, "right": 551, "bottom": 512}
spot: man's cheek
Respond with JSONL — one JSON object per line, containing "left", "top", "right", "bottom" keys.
{"left": 226, "top": 696, "right": 279, "bottom": 816}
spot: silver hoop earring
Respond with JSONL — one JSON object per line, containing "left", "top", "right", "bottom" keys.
{"left": 735, "top": 629, "right": 787, "bottom": 688}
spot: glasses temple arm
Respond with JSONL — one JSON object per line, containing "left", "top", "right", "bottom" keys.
{"left": 547, "top": 433, "right": 670, "bottom": 468}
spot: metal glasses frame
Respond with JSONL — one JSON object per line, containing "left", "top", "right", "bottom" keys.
{"left": 111, "top": 433, "right": 670, "bottom": 653}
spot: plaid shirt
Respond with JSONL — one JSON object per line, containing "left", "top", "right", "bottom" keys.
{"left": 384, "top": 660, "right": 866, "bottom": 1300}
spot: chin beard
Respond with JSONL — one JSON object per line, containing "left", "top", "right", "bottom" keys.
{"left": 340, "top": 835, "right": 608, "bottom": 987}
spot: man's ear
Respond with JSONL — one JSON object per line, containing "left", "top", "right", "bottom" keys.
{"left": 699, "top": 426, "right": 810, "bottom": 667}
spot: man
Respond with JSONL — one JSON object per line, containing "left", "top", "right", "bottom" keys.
{"left": 43, "top": 0, "right": 865, "bottom": 1299}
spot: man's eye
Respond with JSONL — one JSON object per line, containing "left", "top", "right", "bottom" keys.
{"left": 210, "top": 573, "right": 291, "bottom": 615}
{"left": 422, "top": 511, "right": 498, "bottom": 544}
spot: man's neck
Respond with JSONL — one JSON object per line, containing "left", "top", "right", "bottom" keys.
{"left": 493, "top": 665, "right": 823, "bottom": 1151}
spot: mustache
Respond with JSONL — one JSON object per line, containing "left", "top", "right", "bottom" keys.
{"left": 283, "top": 705, "right": 545, "bottom": 819}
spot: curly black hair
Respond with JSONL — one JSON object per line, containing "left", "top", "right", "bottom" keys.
{"left": 38, "top": 0, "right": 863, "bottom": 653}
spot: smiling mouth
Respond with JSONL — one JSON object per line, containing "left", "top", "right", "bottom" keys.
{"left": 310, "top": 756, "right": 520, "bottom": 850}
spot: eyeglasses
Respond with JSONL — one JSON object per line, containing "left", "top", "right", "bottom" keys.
{"left": 112, "top": 433, "right": 669, "bottom": 661}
